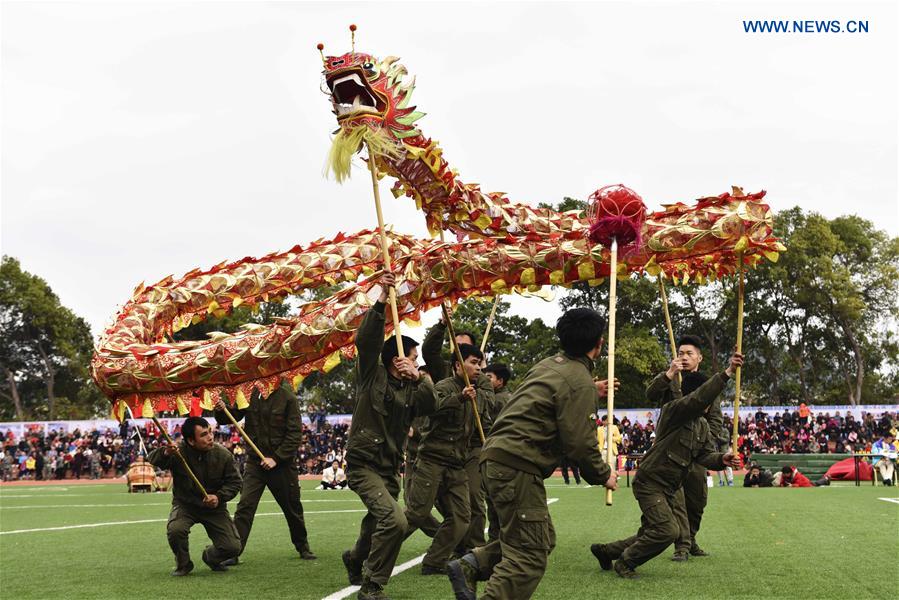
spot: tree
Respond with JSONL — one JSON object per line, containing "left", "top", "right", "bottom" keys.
{"left": 552, "top": 199, "right": 899, "bottom": 407}
{"left": 0, "top": 256, "right": 103, "bottom": 420}
{"left": 446, "top": 297, "right": 557, "bottom": 389}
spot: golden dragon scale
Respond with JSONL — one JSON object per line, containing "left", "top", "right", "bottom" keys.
{"left": 91, "top": 48, "right": 783, "bottom": 418}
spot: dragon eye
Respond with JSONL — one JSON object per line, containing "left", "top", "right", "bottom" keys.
{"left": 363, "top": 62, "right": 374, "bottom": 70}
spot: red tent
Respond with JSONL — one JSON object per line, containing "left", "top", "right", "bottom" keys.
{"left": 825, "top": 457, "right": 873, "bottom": 481}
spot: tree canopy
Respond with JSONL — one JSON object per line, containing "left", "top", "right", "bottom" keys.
{"left": 1, "top": 204, "right": 895, "bottom": 420}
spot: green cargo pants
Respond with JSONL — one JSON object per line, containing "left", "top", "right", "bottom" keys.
{"left": 673, "top": 463, "right": 708, "bottom": 552}
{"left": 405, "top": 457, "right": 471, "bottom": 570}
{"left": 404, "top": 450, "right": 441, "bottom": 538}
{"left": 233, "top": 460, "right": 310, "bottom": 554}
{"left": 166, "top": 503, "right": 241, "bottom": 570}
{"left": 602, "top": 478, "right": 680, "bottom": 568}
{"left": 485, "top": 486, "right": 500, "bottom": 542}
{"left": 346, "top": 465, "right": 407, "bottom": 587}
{"left": 458, "top": 446, "right": 487, "bottom": 552}
{"left": 471, "top": 461, "right": 556, "bottom": 600}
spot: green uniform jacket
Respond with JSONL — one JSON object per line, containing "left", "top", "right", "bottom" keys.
{"left": 213, "top": 382, "right": 303, "bottom": 465}
{"left": 636, "top": 372, "right": 731, "bottom": 492}
{"left": 646, "top": 371, "right": 727, "bottom": 449}
{"left": 148, "top": 442, "right": 241, "bottom": 508}
{"left": 405, "top": 415, "right": 427, "bottom": 458}
{"left": 421, "top": 321, "right": 494, "bottom": 445}
{"left": 346, "top": 302, "right": 437, "bottom": 475}
{"left": 488, "top": 388, "right": 511, "bottom": 432}
{"left": 419, "top": 375, "right": 490, "bottom": 468}
{"left": 481, "top": 353, "right": 611, "bottom": 486}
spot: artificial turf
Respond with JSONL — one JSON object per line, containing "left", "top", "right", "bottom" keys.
{"left": 0, "top": 477, "right": 896, "bottom": 599}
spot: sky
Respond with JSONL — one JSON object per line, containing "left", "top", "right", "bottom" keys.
{"left": 1, "top": 1, "right": 897, "bottom": 341}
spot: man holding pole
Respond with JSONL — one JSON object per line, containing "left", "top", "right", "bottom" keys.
{"left": 342, "top": 272, "right": 437, "bottom": 600}
{"left": 148, "top": 416, "right": 242, "bottom": 576}
{"left": 213, "top": 382, "right": 316, "bottom": 562}
{"left": 591, "top": 352, "right": 743, "bottom": 579}
{"left": 405, "top": 343, "right": 487, "bottom": 575}
{"left": 483, "top": 363, "right": 511, "bottom": 542}
{"left": 645, "top": 335, "right": 727, "bottom": 561}
{"left": 422, "top": 317, "right": 494, "bottom": 556}
{"left": 447, "top": 308, "right": 618, "bottom": 600}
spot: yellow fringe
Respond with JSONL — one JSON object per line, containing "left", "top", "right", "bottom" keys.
{"left": 325, "top": 126, "right": 402, "bottom": 183}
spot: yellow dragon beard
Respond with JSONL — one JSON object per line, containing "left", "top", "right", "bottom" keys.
{"left": 326, "top": 125, "right": 402, "bottom": 183}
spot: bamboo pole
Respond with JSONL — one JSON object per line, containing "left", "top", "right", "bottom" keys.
{"left": 217, "top": 403, "right": 265, "bottom": 461}
{"left": 366, "top": 142, "right": 404, "bottom": 357}
{"left": 480, "top": 295, "right": 501, "bottom": 354}
{"left": 606, "top": 238, "right": 618, "bottom": 507}
{"left": 731, "top": 256, "right": 745, "bottom": 455}
{"left": 151, "top": 415, "right": 208, "bottom": 497}
{"left": 441, "top": 303, "right": 487, "bottom": 445}
{"left": 658, "top": 277, "right": 682, "bottom": 386}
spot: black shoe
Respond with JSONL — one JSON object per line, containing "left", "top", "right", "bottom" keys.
{"left": 590, "top": 544, "right": 613, "bottom": 571}
{"left": 202, "top": 549, "right": 228, "bottom": 572}
{"left": 614, "top": 560, "right": 638, "bottom": 579}
{"left": 689, "top": 546, "right": 710, "bottom": 557}
{"left": 420, "top": 563, "right": 446, "bottom": 575}
{"left": 221, "top": 557, "right": 239, "bottom": 567}
{"left": 357, "top": 580, "right": 390, "bottom": 600}
{"left": 671, "top": 551, "right": 689, "bottom": 562}
{"left": 343, "top": 550, "right": 363, "bottom": 586}
{"left": 170, "top": 562, "right": 194, "bottom": 576}
{"left": 447, "top": 553, "right": 478, "bottom": 600}
{"left": 299, "top": 547, "right": 318, "bottom": 560}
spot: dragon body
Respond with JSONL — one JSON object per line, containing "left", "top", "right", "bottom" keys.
{"left": 91, "top": 48, "right": 783, "bottom": 418}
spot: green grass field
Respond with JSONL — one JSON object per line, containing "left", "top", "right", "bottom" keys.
{"left": 1, "top": 477, "right": 896, "bottom": 599}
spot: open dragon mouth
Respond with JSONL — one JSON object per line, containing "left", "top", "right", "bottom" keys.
{"left": 327, "top": 68, "right": 384, "bottom": 119}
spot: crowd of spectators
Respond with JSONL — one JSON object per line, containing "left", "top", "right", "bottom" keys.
{"left": 0, "top": 415, "right": 350, "bottom": 482}
{"left": 610, "top": 409, "right": 898, "bottom": 462}
{"left": 729, "top": 408, "right": 899, "bottom": 461}
{"left": 2, "top": 407, "right": 896, "bottom": 483}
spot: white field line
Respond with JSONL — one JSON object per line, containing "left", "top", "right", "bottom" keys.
{"left": 0, "top": 488, "right": 357, "bottom": 499}
{"left": 0, "top": 486, "right": 71, "bottom": 492}
{"left": 321, "top": 497, "right": 560, "bottom": 600}
{"left": 0, "top": 499, "right": 361, "bottom": 510}
{"left": 0, "top": 508, "right": 367, "bottom": 536}
{"left": 877, "top": 497, "right": 899, "bottom": 504}
{"left": 321, "top": 554, "right": 426, "bottom": 600}
{"left": 544, "top": 484, "right": 592, "bottom": 488}
{"left": 0, "top": 494, "right": 123, "bottom": 499}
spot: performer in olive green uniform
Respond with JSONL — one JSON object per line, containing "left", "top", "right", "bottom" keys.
{"left": 483, "top": 363, "right": 512, "bottom": 543}
{"left": 213, "top": 383, "right": 315, "bottom": 561}
{"left": 421, "top": 319, "right": 494, "bottom": 555}
{"left": 644, "top": 335, "right": 726, "bottom": 561}
{"left": 148, "top": 417, "right": 242, "bottom": 576}
{"left": 448, "top": 308, "right": 618, "bottom": 600}
{"left": 403, "top": 369, "right": 440, "bottom": 538}
{"left": 591, "top": 353, "right": 743, "bottom": 578}
{"left": 342, "top": 273, "right": 437, "bottom": 600}
{"left": 406, "top": 344, "right": 488, "bottom": 574}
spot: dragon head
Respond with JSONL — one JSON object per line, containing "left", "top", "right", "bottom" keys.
{"left": 322, "top": 50, "right": 424, "bottom": 141}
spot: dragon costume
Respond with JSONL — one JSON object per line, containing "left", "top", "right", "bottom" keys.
{"left": 91, "top": 45, "right": 783, "bottom": 418}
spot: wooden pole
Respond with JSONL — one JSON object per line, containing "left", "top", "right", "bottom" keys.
{"left": 217, "top": 403, "right": 266, "bottom": 461}
{"left": 480, "top": 295, "right": 501, "bottom": 354}
{"left": 657, "top": 277, "right": 682, "bottom": 386}
{"left": 731, "top": 256, "right": 745, "bottom": 455}
{"left": 366, "top": 142, "right": 404, "bottom": 357}
{"left": 441, "top": 303, "right": 487, "bottom": 445}
{"left": 151, "top": 415, "right": 208, "bottom": 497}
{"left": 606, "top": 238, "right": 618, "bottom": 507}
